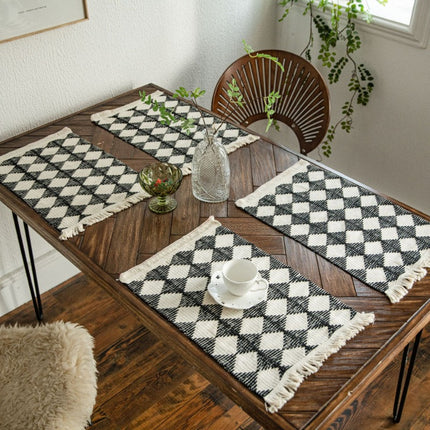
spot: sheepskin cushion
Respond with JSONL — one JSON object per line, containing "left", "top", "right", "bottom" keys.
{"left": 0, "top": 321, "right": 97, "bottom": 430}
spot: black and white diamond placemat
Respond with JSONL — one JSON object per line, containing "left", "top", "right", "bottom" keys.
{"left": 0, "top": 127, "right": 148, "bottom": 240}
{"left": 120, "top": 216, "right": 374, "bottom": 412}
{"left": 91, "top": 90, "right": 259, "bottom": 174}
{"left": 236, "top": 159, "right": 430, "bottom": 303}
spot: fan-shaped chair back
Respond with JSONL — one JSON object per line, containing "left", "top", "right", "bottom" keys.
{"left": 212, "top": 50, "right": 330, "bottom": 155}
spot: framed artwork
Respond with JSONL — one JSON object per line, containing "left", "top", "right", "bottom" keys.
{"left": 0, "top": 0, "right": 88, "bottom": 43}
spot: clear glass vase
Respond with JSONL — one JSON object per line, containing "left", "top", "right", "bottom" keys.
{"left": 192, "top": 128, "right": 230, "bottom": 203}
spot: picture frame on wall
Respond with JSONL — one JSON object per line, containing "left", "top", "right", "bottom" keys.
{"left": 0, "top": 0, "right": 88, "bottom": 43}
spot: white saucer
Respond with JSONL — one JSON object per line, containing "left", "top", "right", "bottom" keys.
{"left": 207, "top": 272, "right": 268, "bottom": 309}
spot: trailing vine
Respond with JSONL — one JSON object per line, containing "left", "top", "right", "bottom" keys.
{"left": 279, "top": 0, "right": 387, "bottom": 157}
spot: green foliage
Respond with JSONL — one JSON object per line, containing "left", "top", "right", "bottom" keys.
{"left": 242, "top": 40, "right": 285, "bottom": 72}
{"left": 279, "top": 0, "right": 387, "bottom": 157}
{"left": 242, "top": 40, "right": 283, "bottom": 129}
{"left": 140, "top": 42, "right": 284, "bottom": 139}
{"left": 226, "top": 80, "right": 244, "bottom": 108}
{"left": 264, "top": 91, "right": 282, "bottom": 131}
{"left": 140, "top": 91, "right": 176, "bottom": 125}
{"left": 328, "top": 56, "right": 348, "bottom": 83}
{"left": 140, "top": 78, "right": 250, "bottom": 137}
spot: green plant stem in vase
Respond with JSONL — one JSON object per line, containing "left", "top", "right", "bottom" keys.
{"left": 191, "top": 127, "right": 230, "bottom": 203}
{"left": 139, "top": 162, "right": 183, "bottom": 214}
{"left": 139, "top": 41, "right": 283, "bottom": 203}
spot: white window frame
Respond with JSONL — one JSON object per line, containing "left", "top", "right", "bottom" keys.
{"left": 296, "top": 0, "right": 430, "bottom": 48}
{"left": 357, "top": 0, "right": 430, "bottom": 48}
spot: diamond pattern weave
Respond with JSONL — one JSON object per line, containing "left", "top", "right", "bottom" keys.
{"left": 236, "top": 160, "right": 430, "bottom": 303}
{"left": 119, "top": 217, "right": 374, "bottom": 412}
{"left": 0, "top": 128, "right": 147, "bottom": 239}
{"left": 91, "top": 90, "right": 259, "bottom": 174}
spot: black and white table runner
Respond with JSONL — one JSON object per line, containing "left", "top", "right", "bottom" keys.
{"left": 91, "top": 90, "right": 259, "bottom": 174}
{"left": 0, "top": 128, "right": 148, "bottom": 240}
{"left": 119, "top": 216, "right": 374, "bottom": 412}
{"left": 236, "top": 160, "right": 430, "bottom": 303}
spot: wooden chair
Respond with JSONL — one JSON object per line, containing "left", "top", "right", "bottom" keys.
{"left": 211, "top": 50, "right": 330, "bottom": 155}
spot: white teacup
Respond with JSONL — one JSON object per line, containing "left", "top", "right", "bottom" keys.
{"left": 221, "top": 259, "right": 268, "bottom": 297}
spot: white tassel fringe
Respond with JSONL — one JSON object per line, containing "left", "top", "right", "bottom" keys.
{"left": 264, "top": 311, "right": 375, "bottom": 413}
{"left": 119, "top": 216, "right": 220, "bottom": 283}
{"left": 385, "top": 249, "right": 430, "bottom": 303}
{"left": 59, "top": 192, "right": 149, "bottom": 240}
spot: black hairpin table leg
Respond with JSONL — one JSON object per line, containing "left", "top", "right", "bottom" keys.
{"left": 12, "top": 213, "right": 43, "bottom": 322}
{"left": 392, "top": 329, "right": 423, "bottom": 423}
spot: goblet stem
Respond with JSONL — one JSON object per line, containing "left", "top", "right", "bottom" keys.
{"left": 157, "top": 196, "right": 167, "bottom": 206}
{"left": 148, "top": 195, "right": 177, "bottom": 214}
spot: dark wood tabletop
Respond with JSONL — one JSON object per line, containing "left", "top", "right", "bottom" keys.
{"left": 1, "top": 83, "right": 429, "bottom": 430}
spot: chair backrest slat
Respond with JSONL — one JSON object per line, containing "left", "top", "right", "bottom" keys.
{"left": 212, "top": 50, "right": 330, "bottom": 155}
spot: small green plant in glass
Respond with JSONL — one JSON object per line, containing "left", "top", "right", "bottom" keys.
{"left": 138, "top": 162, "right": 183, "bottom": 214}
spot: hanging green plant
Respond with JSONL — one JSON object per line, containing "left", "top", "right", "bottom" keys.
{"left": 279, "top": 0, "right": 387, "bottom": 157}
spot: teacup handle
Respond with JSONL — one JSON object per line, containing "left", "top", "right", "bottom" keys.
{"left": 250, "top": 278, "right": 269, "bottom": 292}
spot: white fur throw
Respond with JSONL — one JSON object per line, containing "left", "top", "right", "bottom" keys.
{"left": 0, "top": 321, "right": 97, "bottom": 430}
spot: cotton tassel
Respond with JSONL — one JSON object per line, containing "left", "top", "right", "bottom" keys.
{"left": 0, "top": 128, "right": 73, "bottom": 163}
{"left": 119, "top": 216, "right": 220, "bottom": 284}
{"left": 264, "top": 312, "right": 375, "bottom": 413}
{"left": 181, "top": 166, "right": 193, "bottom": 176}
{"left": 59, "top": 192, "right": 149, "bottom": 240}
{"left": 91, "top": 91, "right": 165, "bottom": 122}
{"left": 235, "top": 159, "right": 309, "bottom": 209}
{"left": 224, "top": 133, "right": 260, "bottom": 153}
{"left": 386, "top": 249, "right": 430, "bottom": 303}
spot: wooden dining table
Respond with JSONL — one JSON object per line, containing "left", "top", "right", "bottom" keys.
{"left": 0, "top": 83, "right": 429, "bottom": 430}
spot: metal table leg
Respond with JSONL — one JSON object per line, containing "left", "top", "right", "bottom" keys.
{"left": 392, "top": 329, "right": 423, "bottom": 423}
{"left": 12, "top": 213, "right": 43, "bottom": 321}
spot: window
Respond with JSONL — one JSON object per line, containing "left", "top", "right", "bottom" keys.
{"left": 336, "top": 0, "right": 429, "bottom": 47}
{"left": 364, "top": 0, "right": 415, "bottom": 26}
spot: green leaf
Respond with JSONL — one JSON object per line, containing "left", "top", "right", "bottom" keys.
{"left": 265, "top": 118, "right": 274, "bottom": 132}
{"left": 242, "top": 39, "right": 285, "bottom": 72}
{"left": 191, "top": 88, "right": 206, "bottom": 98}
{"left": 174, "top": 87, "right": 189, "bottom": 98}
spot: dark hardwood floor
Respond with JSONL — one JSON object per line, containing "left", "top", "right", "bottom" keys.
{"left": 0, "top": 274, "right": 428, "bottom": 430}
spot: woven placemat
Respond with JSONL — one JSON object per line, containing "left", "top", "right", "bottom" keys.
{"left": 91, "top": 90, "right": 259, "bottom": 174}
{"left": 0, "top": 127, "right": 148, "bottom": 239}
{"left": 120, "top": 216, "right": 374, "bottom": 412}
{"left": 236, "top": 159, "right": 430, "bottom": 303}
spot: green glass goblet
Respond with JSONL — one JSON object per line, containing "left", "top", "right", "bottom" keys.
{"left": 138, "top": 162, "right": 183, "bottom": 214}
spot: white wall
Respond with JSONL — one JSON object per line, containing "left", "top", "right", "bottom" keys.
{"left": 0, "top": 0, "right": 277, "bottom": 316}
{"left": 0, "top": 210, "right": 80, "bottom": 316}
{"left": 270, "top": 6, "right": 430, "bottom": 216}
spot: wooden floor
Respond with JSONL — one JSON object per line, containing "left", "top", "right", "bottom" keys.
{"left": 1, "top": 274, "right": 428, "bottom": 430}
